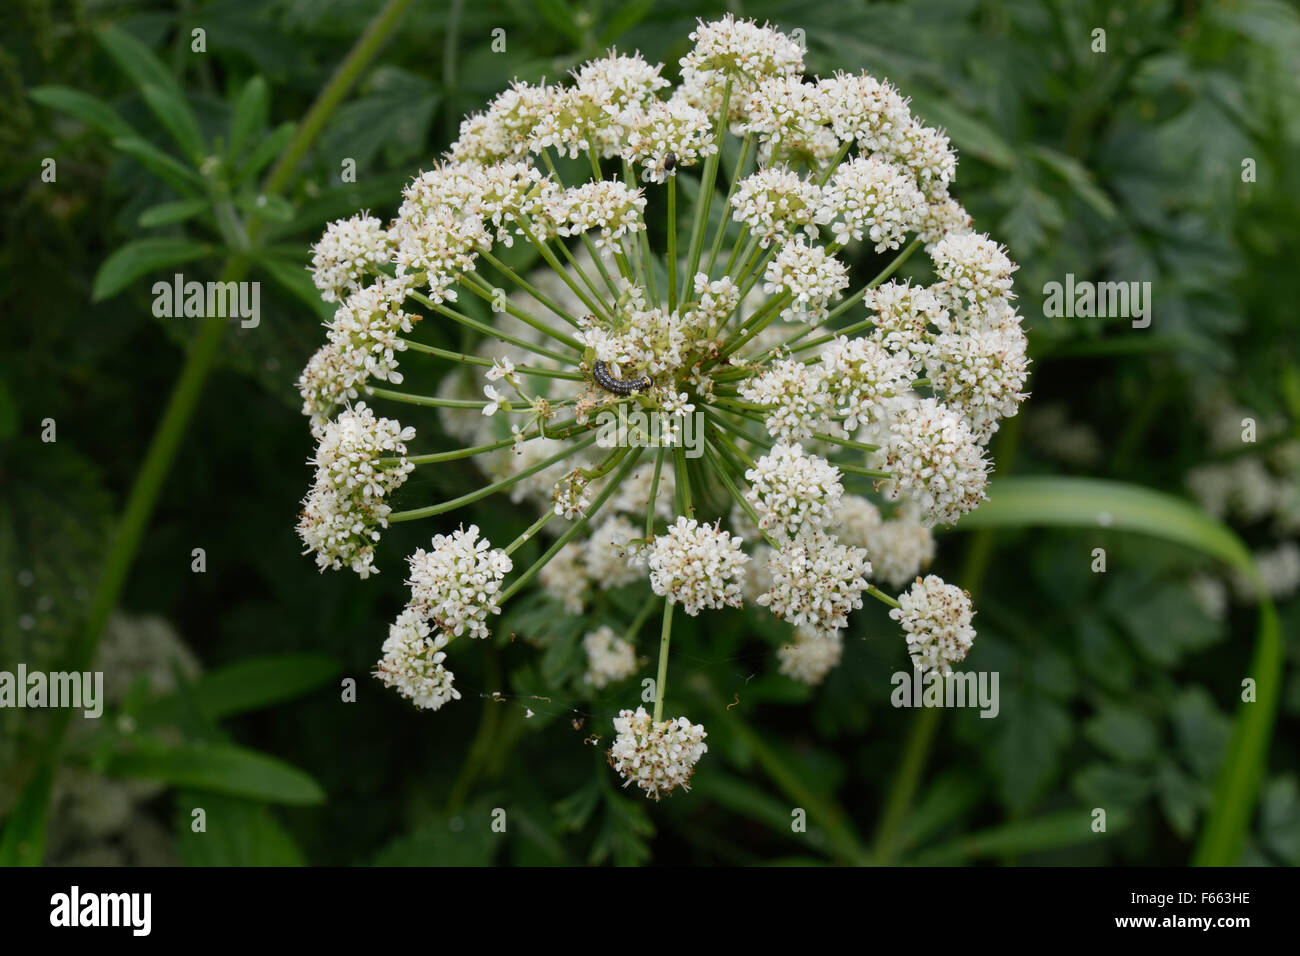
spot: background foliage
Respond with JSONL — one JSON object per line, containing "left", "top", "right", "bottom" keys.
{"left": 1, "top": 0, "right": 1296, "bottom": 866}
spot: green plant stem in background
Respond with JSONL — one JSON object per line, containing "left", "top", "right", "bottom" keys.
{"left": 871, "top": 411, "right": 1021, "bottom": 865}
{"left": 652, "top": 599, "right": 674, "bottom": 722}
{"left": 0, "top": 0, "right": 416, "bottom": 867}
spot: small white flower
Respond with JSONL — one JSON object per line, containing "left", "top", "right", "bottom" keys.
{"left": 757, "top": 528, "right": 870, "bottom": 639}
{"left": 608, "top": 706, "right": 708, "bottom": 800}
{"left": 891, "top": 574, "right": 975, "bottom": 675}
{"left": 762, "top": 236, "right": 850, "bottom": 323}
{"left": 375, "top": 609, "right": 461, "bottom": 711}
{"left": 482, "top": 384, "right": 508, "bottom": 416}
{"left": 406, "top": 525, "right": 513, "bottom": 640}
{"left": 744, "top": 442, "right": 844, "bottom": 538}
{"left": 583, "top": 625, "right": 638, "bottom": 689}
{"left": 876, "top": 397, "right": 990, "bottom": 526}
{"left": 777, "top": 631, "right": 843, "bottom": 685}
{"left": 646, "top": 516, "right": 749, "bottom": 615}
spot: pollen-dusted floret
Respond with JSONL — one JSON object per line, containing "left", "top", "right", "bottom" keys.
{"left": 925, "top": 325, "right": 1031, "bottom": 443}
{"left": 818, "top": 334, "right": 915, "bottom": 431}
{"left": 620, "top": 98, "right": 717, "bottom": 183}
{"left": 876, "top": 397, "right": 990, "bottom": 526}
{"left": 757, "top": 528, "right": 870, "bottom": 639}
{"left": 763, "top": 236, "right": 850, "bottom": 324}
{"left": 405, "top": 525, "right": 513, "bottom": 640}
{"left": 297, "top": 402, "right": 416, "bottom": 579}
{"left": 743, "top": 443, "right": 844, "bottom": 539}
{"left": 375, "top": 609, "right": 461, "bottom": 711}
{"left": 865, "top": 280, "right": 950, "bottom": 373}
{"left": 680, "top": 14, "right": 804, "bottom": 80}
{"left": 738, "top": 357, "right": 834, "bottom": 441}
{"left": 730, "top": 166, "right": 823, "bottom": 247}
{"left": 819, "top": 155, "right": 926, "bottom": 251}
{"left": 608, "top": 706, "right": 708, "bottom": 800}
{"left": 646, "top": 516, "right": 749, "bottom": 615}
{"left": 530, "top": 51, "right": 669, "bottom": 159}
{"left": 309, "top": 213, "right": 394, "bottom": 303}
{"left": 930, "top": 232, "right": 1017, "bottom": 307}
{"left": 448, "top": 80, "right": 556, "bottom": 164}
{"left": 891, "top": 574, "right": 976, "bottom": 675}
{"left": 544, "top": 180, "right": 647, "bottom": 251}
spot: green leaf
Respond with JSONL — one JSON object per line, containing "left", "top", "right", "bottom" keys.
{"left": 138, "top": 197, "right": 210, "bottom": 228}
{"left": 107, "top": 740, "right": 326, "bottom": 805}
{"left": 233, "top": 121, "right": 296, "bottom": 185}
{"left": 175, "top": 792, "right": 306, "bottom": 866}
{"left": 233, "top": 192, "right": 294, "bottom": 223}
{"left": 1028, "top": 145, "right": 1119, "bottom": 220}
{"left": 137, "top": 652, "right": 340, "bottom": 727}
{"left": 911, "top": 808, "right": 1131, "bottom": 864}
{"left": 955, "top": 477, "right": 1251, "bottom": 567}
{"left": 228, "top": 76, "right": 269, "bottom": 164}
{"left": 111, "top": 135, "right": 206, "bottom": 194}
{"left": 372, "top": 801, "right": 499, "bottom": 866}
{"left": 952, "top": 476, "right": 1282, "bottom": 866}
{"left": 92, "top": 237, "right": 214, "bottom": 301}
{"left": 29, "top": 85, "right": 136, "bottom": 141}
{"left": 534, "top": 0, "right": 584, "bottom": 44}
{"left": 1084, "top": 703, "right": 1159, "bottom": 763}
{"left": 96, "top": 25, "right": 186, "bottom": 103}
{"left": 140, "top": 83, "right": 206, "bottom": 163}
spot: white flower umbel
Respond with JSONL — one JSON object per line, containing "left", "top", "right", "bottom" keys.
{"left": 298, "top": 403, "right": 415, "bottom": 578}
{"left": 406, "top": 525, "right": 513, "bottom": 640}
{"left": 646, "top": 517, "right": 749, "bottom": 615}
{"left": 608, "top": 706, "right": 708, "bottom": 800}
{"left": 743, "top": 442, "right": 843, "bottom": 538}
{"left": 374, "top": 609, "right": 461, "bottom": 711}
{"left": 293, "top": 16, "right": 1028, "bottom": 794}
{"left": 819, "top": 155, "right": 925, "bottom": 252}
{"left": 757, "top": 528, "right": 870, "bottom": 639}
{"left": 762, "top": 236, "right": 850, "bottom": 323}
{"left": 891, "top": 574, "right": 976, "bottom": 675}
{"left": 777, "top": 630, "right": 844, "bottom": 685}
{"left": 877, "top": 398, "right": 990, "bottom": 526}
{"left": 309, "top": 213, "right": 394, "bottom": 303}
{"left": 583, "top": 625, "right": 638, "bottom": 689}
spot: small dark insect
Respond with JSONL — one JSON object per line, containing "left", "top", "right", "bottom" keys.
{"left": 663, "top": 152, "right": 677, "bottom": 173}
{"left": 593, "top": 360, "right": 651, "bottom": 395}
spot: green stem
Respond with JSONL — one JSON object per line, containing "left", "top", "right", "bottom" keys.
{"left": 652, "top": 599, "right": 674, "bottom": 722}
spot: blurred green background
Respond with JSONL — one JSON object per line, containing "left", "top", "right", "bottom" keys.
{"left": 1, "top": 0, "right": 1296, "bottom": 866}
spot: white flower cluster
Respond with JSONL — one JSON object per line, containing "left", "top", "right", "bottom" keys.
{"left": 308, "top": 213, "right": 394, "bottom": 303}
{"left": 763, "top": 236, "right": 850, "bottom": 323}
{"left": 298, "top": 276, "right": 417, "bottom": 433}
{"left": 646, "top": 517, "right": 749, "bottom": 615}
{"left": 876, "top": 398, "right": 990, "bottom": 527}
{"left": 405, "top": 525, "right": 513, "bottom": 640}
{"left": 293, "top": 15, "right": 1027, "bottom": 776}
{"left": 583, "top": 625, "right": 638, "bottom": 689}
{"left": 297, "top": 403, "right": 415, "bottom": 578}
{"left": 891, "top": 574, "right": 975, "bottom": 675}
{"left": 744, "top": 443, "right": 843, "bottom": 538}
{"left": 375, "top": 609, "right": 461, "bottom": 711}
{"left": 608, "top": 707, "right": 708, "bottom": 800}
{"left": 757, "top": 528, "right": 870, "bottom": 640}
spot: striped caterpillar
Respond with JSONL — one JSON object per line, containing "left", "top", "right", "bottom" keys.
{"left": 592, "top": 361, "right": 651, "bottom": 395}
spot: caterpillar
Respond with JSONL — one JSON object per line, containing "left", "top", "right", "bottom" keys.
{"left": 592, "top": 361, "right": 651, "bottom": 395}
